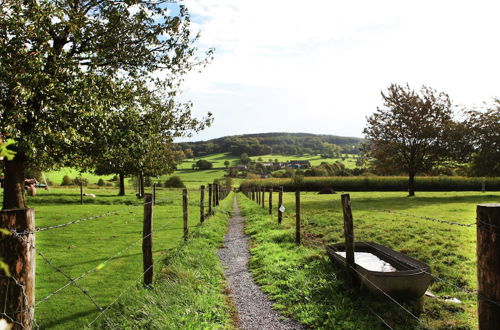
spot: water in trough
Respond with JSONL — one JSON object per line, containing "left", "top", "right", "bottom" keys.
{"left": 335, "top": 252, "right": 397, "bottom": 272}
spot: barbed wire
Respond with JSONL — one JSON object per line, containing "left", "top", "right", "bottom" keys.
{"left": 85, "top": 264, "right": 154, "bottom": 328}
{"left": 8, "top": 230, "right": 103, "bottom": 313}
{"left": 329, "top": 244, "right": 424, "bottom": 327}
{"left": 35, "top": 210, "right": 120, "bottom": 233}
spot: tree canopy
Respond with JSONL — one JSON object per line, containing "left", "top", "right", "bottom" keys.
{"left": 363, "top": 84, "right": 457, "bottom": 196}
{"left": 466, "top": 101, "right": 500, "bottom": 176}
{"left": 0, "top": 1, "right": 212, "bottom": 208}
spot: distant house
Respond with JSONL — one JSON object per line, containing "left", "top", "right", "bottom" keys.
{"left": 288, "top": 160, "right": 311, "bottom": 169}
{"left": 235, "top": 164, "right": 248, "bottom": 170}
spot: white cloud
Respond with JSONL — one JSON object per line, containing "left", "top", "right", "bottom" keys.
{"left": 178, "top": 0, "right": 500, "bottom": 141}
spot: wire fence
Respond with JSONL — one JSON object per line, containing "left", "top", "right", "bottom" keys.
{"left": 0, "top": 184, "right": 232, "bottom": 329}
{"left": 242, "top": 189, "right": 500, "bottom": 329}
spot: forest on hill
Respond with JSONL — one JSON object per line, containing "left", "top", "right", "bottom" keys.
{"left": 177, "top": 133, "right": 362, "bottom": 157}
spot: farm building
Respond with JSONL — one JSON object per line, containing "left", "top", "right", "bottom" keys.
{"left": 288, "top": 160, "right": 311, "bottom": 169}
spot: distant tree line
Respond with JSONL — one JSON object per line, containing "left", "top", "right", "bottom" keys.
{"left": 177, "top": 133, "right": 362, "bottom": 157}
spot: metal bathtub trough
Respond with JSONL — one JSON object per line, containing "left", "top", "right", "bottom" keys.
{"left": 326, "top": 242, "right": 432, "bottom": 299}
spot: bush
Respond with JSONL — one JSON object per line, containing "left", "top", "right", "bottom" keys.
{"left": 97, "top": 178, "right": 105, "bottom": 186}
{"left": 73, "top": 177, "right": 88, "bottom": 186}
{"left": 61, "top": 175, "right": 73, "bottom": 186}
{"left": 164, "top": 176, "right": 185, "bottom": 188}
{"left": 195, "top": 159, "right": 213, "bottom": 170}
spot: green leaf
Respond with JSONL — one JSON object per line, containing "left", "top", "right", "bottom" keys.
{"left": 0, "top": 139, "right": 17, "bottom": 160}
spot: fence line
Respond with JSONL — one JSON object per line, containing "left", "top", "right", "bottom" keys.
{"left": 241, "top": 189, "right": 500, "bottom": 328}
{"left": 1, "top": 184, "right": 232, "bottom": 328}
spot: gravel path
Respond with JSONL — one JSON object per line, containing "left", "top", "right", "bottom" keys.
{"left": 218, "top": 197, "right": 306, "bottom": 330}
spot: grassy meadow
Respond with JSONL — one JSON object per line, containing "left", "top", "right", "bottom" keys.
{"left": 237, "top": 191, "right": 500, "bottom": 329}
{"left": 178, "top": 152, "right": 359, "bottom": 170}
{"left": 0, "top": 186, "right": 230, "bottom": 329}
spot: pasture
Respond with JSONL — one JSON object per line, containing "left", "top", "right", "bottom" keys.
{"left": 237, "top": 191, "right": 500, "bottom": 329}
{"left": 1, "top": 186, "right": 224, "bottom": 329}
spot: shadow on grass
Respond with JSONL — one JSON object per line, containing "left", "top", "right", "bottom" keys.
{"left": 40, "top": 308, "right": 97, "bottom": 329}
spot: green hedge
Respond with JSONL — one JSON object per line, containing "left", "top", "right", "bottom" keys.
{"left": 239, "top": 176, "right": 500, "bottom": 192}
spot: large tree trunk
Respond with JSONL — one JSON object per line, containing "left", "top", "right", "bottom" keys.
{"left": 408, "top": 170, "right": 416, "bottom": 197}
{"left": 2, "top": 159, "right": 27, "bottom": 210}
{"left": 118, "top": 173, "right": 125, "bottom": 196}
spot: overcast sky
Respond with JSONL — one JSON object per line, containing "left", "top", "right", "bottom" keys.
{"left": 176, "top": 0, "right": 500, "bottom": 142}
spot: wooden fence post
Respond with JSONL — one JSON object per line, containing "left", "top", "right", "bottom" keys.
{"left": 269, "top": 187, "right": 273, "bottom": 215}
{"left": 257, "top": 187, "right": 260, "bottom": 205}
{"left": 80, "top": 181, "right": 83, "bottom": 205}
{"left": 215, "top": 184, "right": 220, "bottom": 206}
{"left": 477, "top": 203, "right": 500, "bottom": 329}
{"left": 341, "top": 194, "right": 355, "bottom": 283}
{"left": 208, "top": 184, "right": 213, "bottom": 216}
{"left": 482, "top": 179, "right": 486, "bottom": 193}
{"left": 262, "top": 189, "right": 265, "bottom": 209}
{"left": 153, "top": 183, "right": 156, "bottom": 206}
{"left": 278, "top": 186, "right": 283, "bottom": 224}
{"left": 200, "top": 185, "right": 205, "bottom": 224}
{"left": 295, "top": 191, "right": 301, "bottom": 245}
{"left": 183, "top": 189, "right": 188, "bottom": 241}
{"left": 143, "top": 194, "right": 153, "bottom": 287}
{"left": 0, "top": 208, "right": 35, "bottom": 328}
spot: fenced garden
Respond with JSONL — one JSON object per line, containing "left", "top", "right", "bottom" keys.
{"left": 0, "top": 184, "right": 231, "bottom": 329}
{"left": 239, "top": 188, "right": 500, "bottom": 329}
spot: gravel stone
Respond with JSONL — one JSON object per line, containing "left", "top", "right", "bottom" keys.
{"left": 218, "top": 198, "right": 306, "bottom": 330}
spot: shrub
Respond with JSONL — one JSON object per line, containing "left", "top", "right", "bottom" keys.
{"left": 73, "top": 177, "right": 88, "bottom": 186}
{"left": 61, "top": 175, "right": 73, "bottom": 186}
{"left": 196, "top": 159, "right": 213, "bottom": 170}
{"left": 97, "top": 178, "right": 105, "bottom": 186}
{"left": 164, "top": 176, "right": 185, "bottom": 188}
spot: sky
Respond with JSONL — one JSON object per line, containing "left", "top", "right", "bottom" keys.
{"left": 176, "top": 0, "right": 500, "bottom": 142}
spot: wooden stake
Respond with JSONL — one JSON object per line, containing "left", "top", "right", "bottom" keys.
{"left": 341, "top": 194, "right": 355, "bottom": 282}
{"left": 278, "top": 186, "right": 283, "bottom": 224}
{"left": 208, "top": 184, "right": 213, "bottom": 216}
{"left": 153, "top": 183, "right": 156, "bottom": 206}
{"left": 477, "top": 203, "right": 500, "bottom": 329}
{"left": 200, "top": 185, "right": 205, "bottom": 224}
{"left": 80, "top": 180, "right": 83, "bottom": 205}
{"left": 183, "top": 189, "right": 188, "bottom": 241}
{"left": 142, "top": 194, "right": 153, "bottom": 287}
{"left": 262, "top": 189, "right": 265, "bottom": 208}
{"left": 215, "top": 183, "right": 220, "bottom": 206}
{"left": 295, "top": 191, "right": 301, "bottom": 245}
{"left": 0, "top": 208, "right": 35, "bottom": 328}
{"left": 268, "top": 187, "right": 273, "bottom": 215}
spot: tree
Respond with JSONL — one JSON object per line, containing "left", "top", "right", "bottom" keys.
{"left": 363, "top": 84, "right": 456, "bottom": 196}
{"left": 0, "top": 1, "right": 212, "bottom": 209}
{"left": 240, "top": 153, "right": 250, "bottom": 165}
{"left": 466, "top": 102, "right": 500, "bottom": 176}
{"left": 195, "top": 159, "right": 213, "bottom": 170}
{"left": 184, "top": 148, "right": 194, "bottom": 159}
{"left": 224, "top": 160, "right": 230, "bottom": 168}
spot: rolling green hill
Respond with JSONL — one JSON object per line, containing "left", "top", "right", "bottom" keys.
{"left": 177, "top": 132, "right": 362, "bottom": 157}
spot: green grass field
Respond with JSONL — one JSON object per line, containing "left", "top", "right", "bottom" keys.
{"left": 2, "top": 186, "right": 227, "bottom": 329}
{"left": 238, "top": 191, "right": 500, "bottom": 329}
{"left": 178, "top": 152, "right": 359, "bottom": 170}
